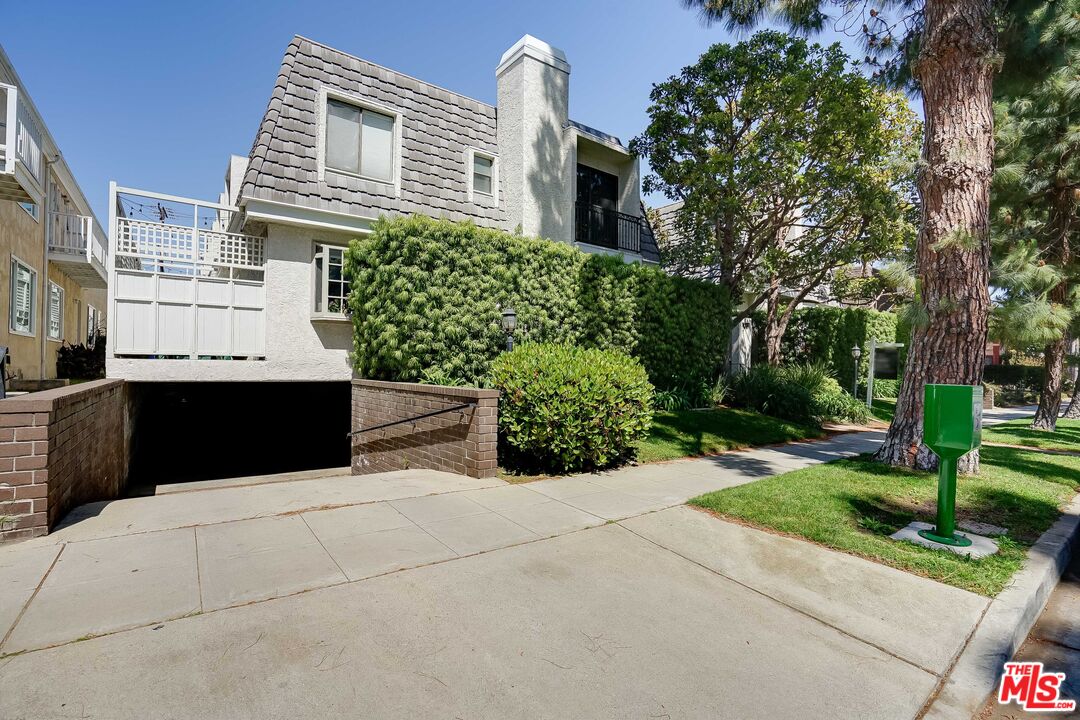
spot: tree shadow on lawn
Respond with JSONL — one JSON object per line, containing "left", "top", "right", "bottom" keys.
{"left": 984, "top": 423, "right": 1080, "bottom": 449}
{"left": 645, "top": 409, "right": 819, "bottom": 459}
{"left": 980, "top": 446, "right": 1080, "bottom": 492}
{"left": 842, "top": 487, "right": 1062, "bottom": 545}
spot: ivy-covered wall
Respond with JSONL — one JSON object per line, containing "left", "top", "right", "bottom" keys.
{"left": 346, "top": 216, "right": 732, "bottom": 389}
{"left": 751, "top": 306, "right": 900, "bottom": 383}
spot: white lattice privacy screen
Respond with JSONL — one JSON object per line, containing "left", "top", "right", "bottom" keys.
{"left": 110, "top": 186, "right": 267, "bottom": 360}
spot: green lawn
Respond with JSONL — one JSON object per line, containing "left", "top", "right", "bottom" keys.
{"left": 982, "top": 418, "right": 1080, "bottom": 452}
{"left": 689, "top": 445, "right": 1080, "bottom": 596}
{"left": 634, "top": 408, "right": 823, "bottom": 463}
{"left": 870, "top": 397, "right": 897, "bottom": 423}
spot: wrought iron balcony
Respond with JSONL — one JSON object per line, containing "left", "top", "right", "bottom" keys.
{"left": 574, "top": 202, "right": 642, "bottom": 254}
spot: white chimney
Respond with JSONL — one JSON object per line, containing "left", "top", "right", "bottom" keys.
{"left": 496, "top": 35, "right": 572, "bottom": 242}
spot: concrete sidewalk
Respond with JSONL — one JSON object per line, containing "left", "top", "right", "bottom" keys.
{"left": 0, "top": 507, "right": 989, "bottom": 720}
{"left": 1, "top": 430, "right": 884, "bottom": 655}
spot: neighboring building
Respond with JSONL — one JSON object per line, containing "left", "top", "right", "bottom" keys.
{"left": 0, "top": 46, "right": 108, "bottom": 388}
{"left": 107, "top": 34, "right": 659, "bottom": 384}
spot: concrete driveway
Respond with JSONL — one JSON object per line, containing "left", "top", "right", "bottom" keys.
{"left": 0, "top": 430, "right": 991, "bottom": 719}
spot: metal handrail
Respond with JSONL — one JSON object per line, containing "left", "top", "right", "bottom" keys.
{"left": 347, "top": 402, "right": 476, "bottom": 438}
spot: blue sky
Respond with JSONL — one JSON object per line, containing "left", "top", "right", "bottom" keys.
{"left": 4, "top": 0, "right": 867, "bottom": 221}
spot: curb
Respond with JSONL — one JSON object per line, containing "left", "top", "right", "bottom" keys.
{"left": 922, "top": 492, "right": 1080, "bottom": 719}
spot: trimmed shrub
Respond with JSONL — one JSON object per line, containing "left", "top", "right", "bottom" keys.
{"left": 490, "top": 343, "right": 654, "bottom": 473}
{"left": 346, "top": 216, "right": 732, "bottom": 390}
{"left": 982, "top": 364, "right": 1044, "bottom": 388}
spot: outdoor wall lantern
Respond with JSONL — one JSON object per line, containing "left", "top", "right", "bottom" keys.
{"left": 501, "top": 307, "right": 517, "bottom": 351}
{"left": 851, "top": 345, "right": 862, "bottom": 397}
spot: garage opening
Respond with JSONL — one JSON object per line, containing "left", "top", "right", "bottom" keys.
{"left": 128, "top": 381, "right": 351, "bottom": 489}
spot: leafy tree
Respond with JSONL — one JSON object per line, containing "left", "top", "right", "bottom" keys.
{"left": 678, "top": 0, "right": 1060, "bottom": 471}
{"left": 991, "top": 10, "right": 1080, "bottom": 430}
{"left": 632, "top": 32, "right": 919, "bottom": 366}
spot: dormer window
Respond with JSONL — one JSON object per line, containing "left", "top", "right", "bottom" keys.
{"left": 473, "top": 155, "right": 493, "bottom": 195}
{"left": 325, "top": 98, "right": 395, "bottom": 183}
{"left": 466, "top": 148, "right": 498, "bottom": 203}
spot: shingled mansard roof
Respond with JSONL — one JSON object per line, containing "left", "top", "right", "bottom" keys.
{"left": 241, "top": 36, "right": 661, "bottom": 263}
{"left": 241, "top": 36, "right": 504, "bottom": 226}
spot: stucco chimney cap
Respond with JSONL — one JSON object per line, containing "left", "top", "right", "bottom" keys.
{"left": 496, "top": 34, "right": 570, "bottom": 76}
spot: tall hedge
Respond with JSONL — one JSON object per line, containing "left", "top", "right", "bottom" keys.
{"left": 751, "top": 306, "right": 899, "bottom": 383}
{"left": 346, "top": 216, "right": 732, "bottom": 388}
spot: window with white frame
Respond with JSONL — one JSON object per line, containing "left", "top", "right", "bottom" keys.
{"left": 472, "top": 155, "right": 493, "bottom": 195}
{"left": 325, "top": 98, "right": 395, "bottom": 183}
{"left": 466, "top": 149, "right": 497, "bottom": 203}
{"left": 86, "top": 304, "right": 99, "bottom": 346}
{"left": 47, "top": 282, "right": 63, "bottom": 341}
{"left": 18, "top": 202, "right": 38, "bottom": 221}
{"left": 313, "top": 243, "right": 350, "bottom": 317}
{"left": 9, "top": 256, "right": 36, "bottom": 335}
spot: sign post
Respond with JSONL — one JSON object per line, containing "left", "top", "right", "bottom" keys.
{"left": 919, "top": 384, "right": 982, "bottom": 547}
{"left": 866, "top": 341, "right": 904, "bottom": 407}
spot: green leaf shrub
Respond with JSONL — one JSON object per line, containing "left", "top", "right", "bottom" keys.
{"left": 346, "top": 216, "right": 732, "bottom": 389}
{"left": 729, "top": 362, "right": 871, "bottom": 425}
{"left": 490, "top": 343, "right": 655, "bottom": 473}
{"left": 751, "top": 306, "right": 900, "bottom": 383}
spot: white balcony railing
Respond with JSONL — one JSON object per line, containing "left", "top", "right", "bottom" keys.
{"left": 48, "top": 211, "right": 108, "bottom": 268}
{"left": 0, "top": 82, "right": 44, "bottom": 189}
{"left": 109, "top": 184, "right": 267, "bottom": 359}
{"left": 0, "top": 83, "right": 13, "bottom": 174}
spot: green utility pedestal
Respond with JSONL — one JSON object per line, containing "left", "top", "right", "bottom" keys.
{"left": 919, "top": 384, "right": 982, "bottom": 547}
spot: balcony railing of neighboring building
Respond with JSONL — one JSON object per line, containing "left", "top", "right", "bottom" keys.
{"left": 574, "top": 202, "right": 642, "bottom": 254}
{"left": 0, "top": 83, "right": 44, "bottom": 202}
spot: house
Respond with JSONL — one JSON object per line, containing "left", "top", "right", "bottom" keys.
{"left": 0, "top": 45, "right": 108, "bottom": 389}
{"left": 103, "top": 35, "right": 658, "bottom": 479}
{"left": 107, "top": 35, "right": 659, "bottom": 386}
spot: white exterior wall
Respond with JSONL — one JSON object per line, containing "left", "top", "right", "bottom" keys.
{"left": 495, "top": 35, "right": 573, "bottom": 242}
{"left": 108, "top": 222, "right": 355, "bottom": 382}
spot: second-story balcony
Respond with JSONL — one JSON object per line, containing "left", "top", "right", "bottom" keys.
{"left": 0, "top": 83, "right": 44, "bottom": 205}
{"left": 574, "top": 202, "right": 643, "bottom": 255}
{"left": 47, "top": 211, "right": 108, "bottom": 289}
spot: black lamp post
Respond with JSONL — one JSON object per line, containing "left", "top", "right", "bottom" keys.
{"left": 851, "top": 345, "right": 862, "bottom": 397}
{"left": 501, "top": 307, "right": 517, "bottom": 352}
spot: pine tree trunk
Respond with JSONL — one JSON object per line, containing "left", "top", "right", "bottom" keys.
{"left": 1064, "top": 393, "right": 1080, "bottom": 418}
{"left": 872, "top": 0, "right": 996, "bottom": 474}
{"left": 1032, "top": 191, "right": 1075, "bottom": 430}
{"left": 1065, "top": 333, "right": 1080, "bottom": 419}
{"left": 1033, "top": 339, "right": 1065, "bottom": 430}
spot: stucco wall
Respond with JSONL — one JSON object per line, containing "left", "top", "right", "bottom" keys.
{"left": 108, "top": 222, "right": 355, "bottom": 382}
{"left": 575, "top": 140, "right": 640, "bottom": 217}
{"left": 496, "top": 38, "right": 573, "bottom": 243}
{"left": 0, "top": 200, "right": 46, "bottom": 381}
{"left": 0, "top": 200, "right": 108, "bottom": 382}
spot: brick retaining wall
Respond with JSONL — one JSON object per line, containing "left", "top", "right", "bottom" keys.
{"left": 351, "top": 379, "right": 499, "bottom": 479}
{"left": 0, "top": 379, "right": 130, "bottom": 542}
